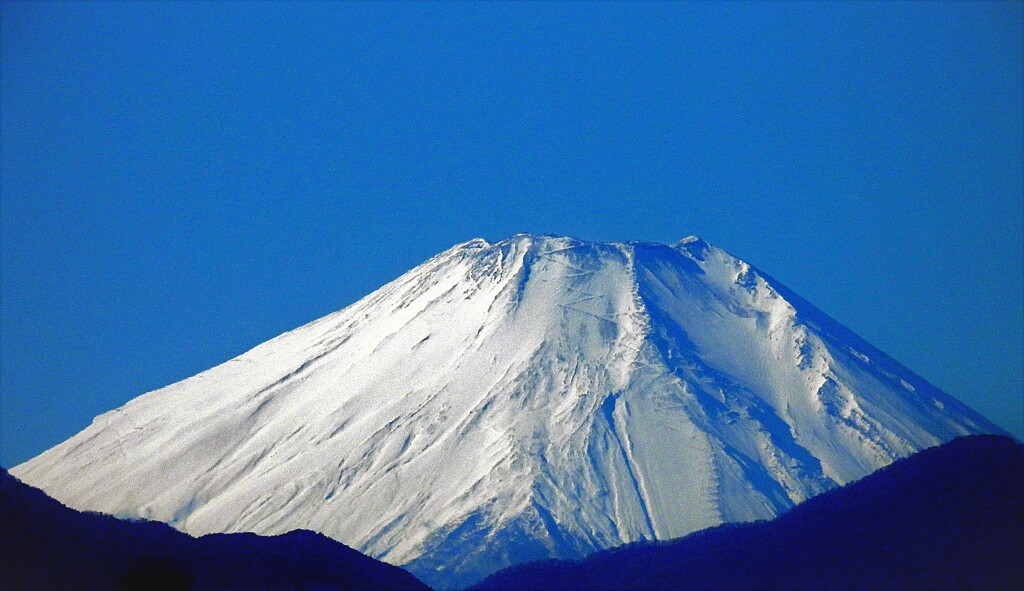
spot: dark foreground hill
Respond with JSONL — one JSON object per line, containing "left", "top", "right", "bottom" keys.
{"left": 471, "top": 435, "right": 1024, "bottom": 591}
{"left": 0, "top": 468, "right": 429, "bottom": 591}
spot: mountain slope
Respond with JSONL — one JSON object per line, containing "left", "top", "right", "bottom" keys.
{"left": 470, "top": 435, "right": 1024, "bottom": 591}
{"left": 11, "top": 234, "right": 1002, "bottom": 589}
{"left": 0, "top": 467, "right": 430, "bottom": 591}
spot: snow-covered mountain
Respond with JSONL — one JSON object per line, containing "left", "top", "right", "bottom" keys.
{"left": 12, "top": 234, "right": 1002, "bottom": 589}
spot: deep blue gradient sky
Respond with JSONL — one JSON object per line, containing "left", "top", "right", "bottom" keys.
{"left": 2, "top": 2, "right": 1022, "bottom": 467}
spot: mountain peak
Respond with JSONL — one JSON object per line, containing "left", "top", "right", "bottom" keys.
{"left": 458, "top": 235, "right": 716, "bottom": 263}
{"left": 460, "top": 237, "right": 492, "bottom": 248}
{"left": 11, "top": 234, "right": 1002, "bottom": 589}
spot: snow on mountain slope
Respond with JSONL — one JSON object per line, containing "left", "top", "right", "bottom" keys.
{"left": 11, "top": 234, "right": 1002, "bottom": 589}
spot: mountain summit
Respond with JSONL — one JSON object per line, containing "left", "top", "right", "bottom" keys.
{"left": 12, "top": 234, "right": 1002, "bottom": 589}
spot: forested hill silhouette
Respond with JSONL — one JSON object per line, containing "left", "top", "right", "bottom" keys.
{"left": 471, "top": 435, "right": 1024, "bottom": 591}
{"left": 0, "top": 467, "right": 429, "bottom": 591}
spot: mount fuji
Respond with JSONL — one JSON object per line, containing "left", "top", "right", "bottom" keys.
{"left": 11, "top": 234, "right": 1002, "bottom": 589}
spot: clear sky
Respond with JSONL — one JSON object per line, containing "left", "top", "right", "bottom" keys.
{"left": 1, "top": 1, "right": 1021, "bottom": 467}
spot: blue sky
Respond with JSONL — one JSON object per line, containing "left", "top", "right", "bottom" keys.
{"left": 1, "top": 1, "right": 1021, "bottom": 467}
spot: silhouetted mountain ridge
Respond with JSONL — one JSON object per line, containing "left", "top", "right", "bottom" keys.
{"left": 0, "top": 467, "right": 429, "bottom": 591}
{"left": 471, "top": 435, "right": 1024, "bottom": 591}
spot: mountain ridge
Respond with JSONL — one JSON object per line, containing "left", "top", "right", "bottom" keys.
{"left": 0, "top": 466, "right": 430, "bottom": 590}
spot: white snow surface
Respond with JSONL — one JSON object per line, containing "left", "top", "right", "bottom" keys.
{"left": 12, "top": 234, "right": 1002, "bottom": 589}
